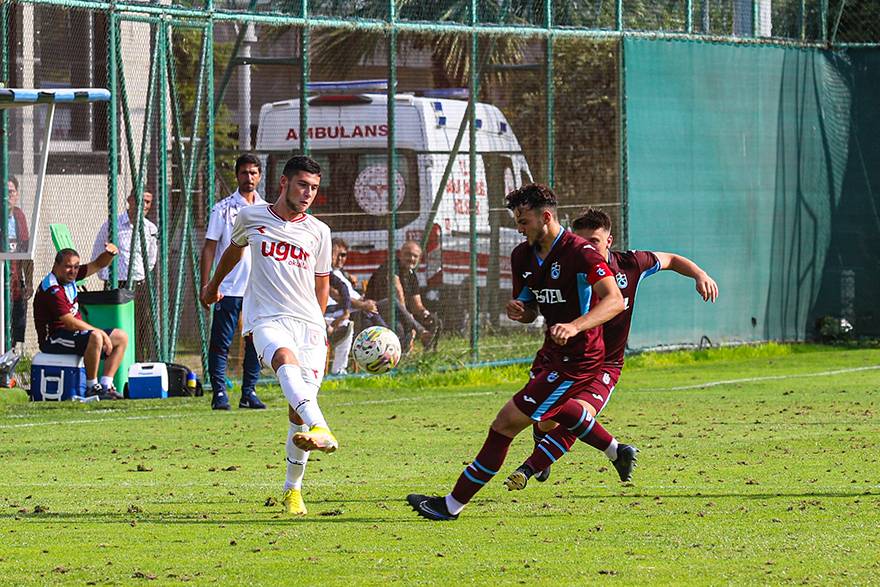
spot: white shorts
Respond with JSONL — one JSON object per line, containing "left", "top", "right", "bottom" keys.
{"left": 250, "top": 317, "right": 328, "bottom": 387}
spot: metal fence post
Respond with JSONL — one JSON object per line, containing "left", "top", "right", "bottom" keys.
{"left": 107, "top": 6, "right": 119, "bottom": 288}
{"left": 469, "top": 0, "right": 479, "bottom": 362}
{"left": 618, "top": 39, "right": 628, "bottom": 250}
{"left": 299, "top": 0, "right": 309, "bottom": 155}
{"left": 687, "top": 0, "right": 694, "bottom": 34}
{"left": 546, "top": 0, "right": 555, "bottom": 189}
{"left": 1, "top": 0, "right": 10, "bottom": 349}
{"left": 158, "top": 18, "right": 169, "bottom": 361}
{"left": 387, "top": 0, "right": 397, "bottom": 333}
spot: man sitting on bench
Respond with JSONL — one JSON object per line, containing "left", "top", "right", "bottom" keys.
{"left": 33, "top": 246, "right": 129, "bottom": 400}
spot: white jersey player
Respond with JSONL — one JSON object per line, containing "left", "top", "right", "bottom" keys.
{"left": 201, "top": 155, "right": 335, "bottom": 516}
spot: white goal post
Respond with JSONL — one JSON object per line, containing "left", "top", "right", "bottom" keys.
{"left": 0, "top": 88, "right": 111, "bottom": 350}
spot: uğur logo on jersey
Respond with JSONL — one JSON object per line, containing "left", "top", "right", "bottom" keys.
{"left": 260, "top": 240, "right": 310, "bottom": 269}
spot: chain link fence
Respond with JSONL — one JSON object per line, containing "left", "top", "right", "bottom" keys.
{"left": 2, "top": 0, "right": 879, "bottom": 386}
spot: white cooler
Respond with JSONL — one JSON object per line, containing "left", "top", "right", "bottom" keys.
{"left": 127, "top": 362, "right": 168, "bottom": 399}
{"left": 30, "top": 353, "right": 86, "bottom": 401}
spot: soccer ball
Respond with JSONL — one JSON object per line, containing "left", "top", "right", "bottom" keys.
{"left": 352, "top": 326, "right": 402, "bottom": 374}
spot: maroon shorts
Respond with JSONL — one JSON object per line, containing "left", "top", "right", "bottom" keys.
{"left": 512, "top": 361, "right": 602, "bottom": 422}
{"left": 570, "top": 365, "right": 621, "bottom": 415}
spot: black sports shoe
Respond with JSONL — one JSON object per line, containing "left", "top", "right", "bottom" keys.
{"left": 212, "top": 391, "right": 231, "bottom": 411}
{"left": 86, "top": 383, "right": 119, "bottom": 401}
{"left": 611, "top": 444, "right": 639, "bottom": 482}
{"left": 103, "top": 385, "right": 123, "bottom": 400}
{"left": 535, "top": 465, "right": 552, "bottom": 483}
{"left": 503, "top": 464, "right": 535, "bottom": 491}
{"left": 238, "top": 392, "right": 266, "bottom": 409}
{"left": 85, "top": 383, "right": 105, "bottom": 400}
{"left": 406, "top": 494, "right": 458, "bottom": 521}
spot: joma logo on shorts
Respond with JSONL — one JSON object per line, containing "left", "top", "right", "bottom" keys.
{"left": 261, "top": 241, "right": 310, "bottom": 262}
{"left": 530, "top": 288, "right": 566, "bottom": 304}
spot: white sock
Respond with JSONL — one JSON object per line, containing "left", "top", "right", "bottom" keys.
{"left": 445, "top": 494, "right": 465, "bottom": 515}
{"left": 283, "top": 422, "right": 309, "bottom": 491}
{"left": 86, "top": 378, "right": 98, "bottom": 388}
{"left": 276, "top": 364, "right": 327, "bottom": 429}
{"left": 604, "top": 438, "right": 619, "bottom": 461}
{"left": 100, "top": 376, "right": 114, "bottom": 388}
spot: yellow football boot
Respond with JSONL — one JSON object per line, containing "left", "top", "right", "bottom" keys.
{"left": 292, "top": 426, "right": 339, "bottom": 453}
{"left": 281, "top": 488, "right": 307, "bottom": 516}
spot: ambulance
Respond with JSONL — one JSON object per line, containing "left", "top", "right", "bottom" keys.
{"left": 254, "top": 81, "right": 532, "bottom": 319}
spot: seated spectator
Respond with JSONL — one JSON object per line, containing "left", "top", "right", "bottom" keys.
{"left": 33, "top": 247, "right": 129, "bottom": 400}
{"left": 330, "top": 238, "right": 386, "bottom": 324}
{"left": 325, "top": 271, "right": 353, "bottom": 375}
{"left": 325, "top": 238, "right": 387, "bottom": 374}
{"left": 366, "top": 240, "right": 441, "bottom": 352}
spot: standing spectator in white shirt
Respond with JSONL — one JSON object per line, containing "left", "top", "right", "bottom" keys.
{"left": 200, "top": 154, "right": 267, "bottom": 410}
{"left": 92, "top": 189, "right": 158, "bottom": 361}
{"left": 93, "top": 190, "right": 158, "bottom": 287}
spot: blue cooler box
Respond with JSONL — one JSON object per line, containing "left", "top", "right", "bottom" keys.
{"left": 30, "top": 353, "right": 87, "bottom": 401}
{"left": 127, "top": 363, "right": 168, "bottom": 399}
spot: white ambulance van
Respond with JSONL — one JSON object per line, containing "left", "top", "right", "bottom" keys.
{"left": 254, "top": 85, "right": 532, "bottom": 320}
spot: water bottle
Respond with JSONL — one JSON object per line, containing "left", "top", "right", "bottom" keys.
{"left": 186, "top": 371, "right": 197, "bottom": 393}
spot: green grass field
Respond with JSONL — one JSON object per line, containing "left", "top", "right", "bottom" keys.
{"left": 1, "top": 344, "right": 878, "bottom": 585}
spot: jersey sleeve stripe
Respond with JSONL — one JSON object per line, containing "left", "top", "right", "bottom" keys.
{"left": 230, "top": 239, "right": 248, "bottom": 247}
{"left": 638, "top": 260, "right": 662, "bottom": 286}
{"left": 516, "top": 286, "right": 536, "bottom": 303}
{"left": 315, "top": 271, "right": 330, "bottom": 276}
{"left": 576, "top": 273, "right": 593, "bottom": 315}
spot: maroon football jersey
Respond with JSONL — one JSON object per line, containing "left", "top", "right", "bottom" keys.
{"left": 32, "top": 266, "right": 88, "bottom": 347}
{"left": 511, "top": 230, "right": 613, "bottom": 368}
{"left": 602, "top": 250, "right": 661, "bottom": 366}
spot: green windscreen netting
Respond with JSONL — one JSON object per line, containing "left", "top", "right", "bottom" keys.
{"left": 624, "top": 38, "right": 880, "bottom": 348}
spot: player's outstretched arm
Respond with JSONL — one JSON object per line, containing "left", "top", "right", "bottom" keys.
{"left": 200, "top": 243, "right": 245, "bottom": 307}
{"left": 548, "top": 277, "right": 624, "bottom": 346}
{"left": 83, "top": 243, "right": 119, "bottom": 277}
{"left": 654, "top": 251, "right": 718, "bottom": 302}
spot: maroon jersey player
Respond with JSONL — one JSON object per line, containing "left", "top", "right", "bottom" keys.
{"left": 505, "top": 207, "right": 718, "bottom": 490}
{"left": 407, "top": 184, "right": 625, "bottom": 521}
{"left": 32, "top": 246, "right": 129, "bottom": 400}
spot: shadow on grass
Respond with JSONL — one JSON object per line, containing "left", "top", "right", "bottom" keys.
{"left": 4, "top": 488, "right": 875, "bottom": 525}
{"left": 0, "top": 510, "right": 449, "bottom": 525}
{"left": 567, "top": 489, "right": 878, "bottom": 501}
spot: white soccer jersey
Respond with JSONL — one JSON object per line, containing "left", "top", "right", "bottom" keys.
{"left": 230, "top": 205, "right": 332, "bottom": 332}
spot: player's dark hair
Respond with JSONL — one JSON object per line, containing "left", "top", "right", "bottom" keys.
{"left": 234, "top": 153, "right": 262, "bottom": 175}
{"left": 7, "top": 175, "right": 18, "bottom": 190}
{"left": 54, "top": 248, "right": 80, "bottom": 266}
{"left": 572, "top": 208, "right": 612, "bottom": 232}
{"left": 282, "top": 155, "right": 322, "bottom": 179}
{"left": 505, "top": 183, "right": 558, "bottom": 212}
{"left": 331, "top": 237, "right": 348, "bottom": 249}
